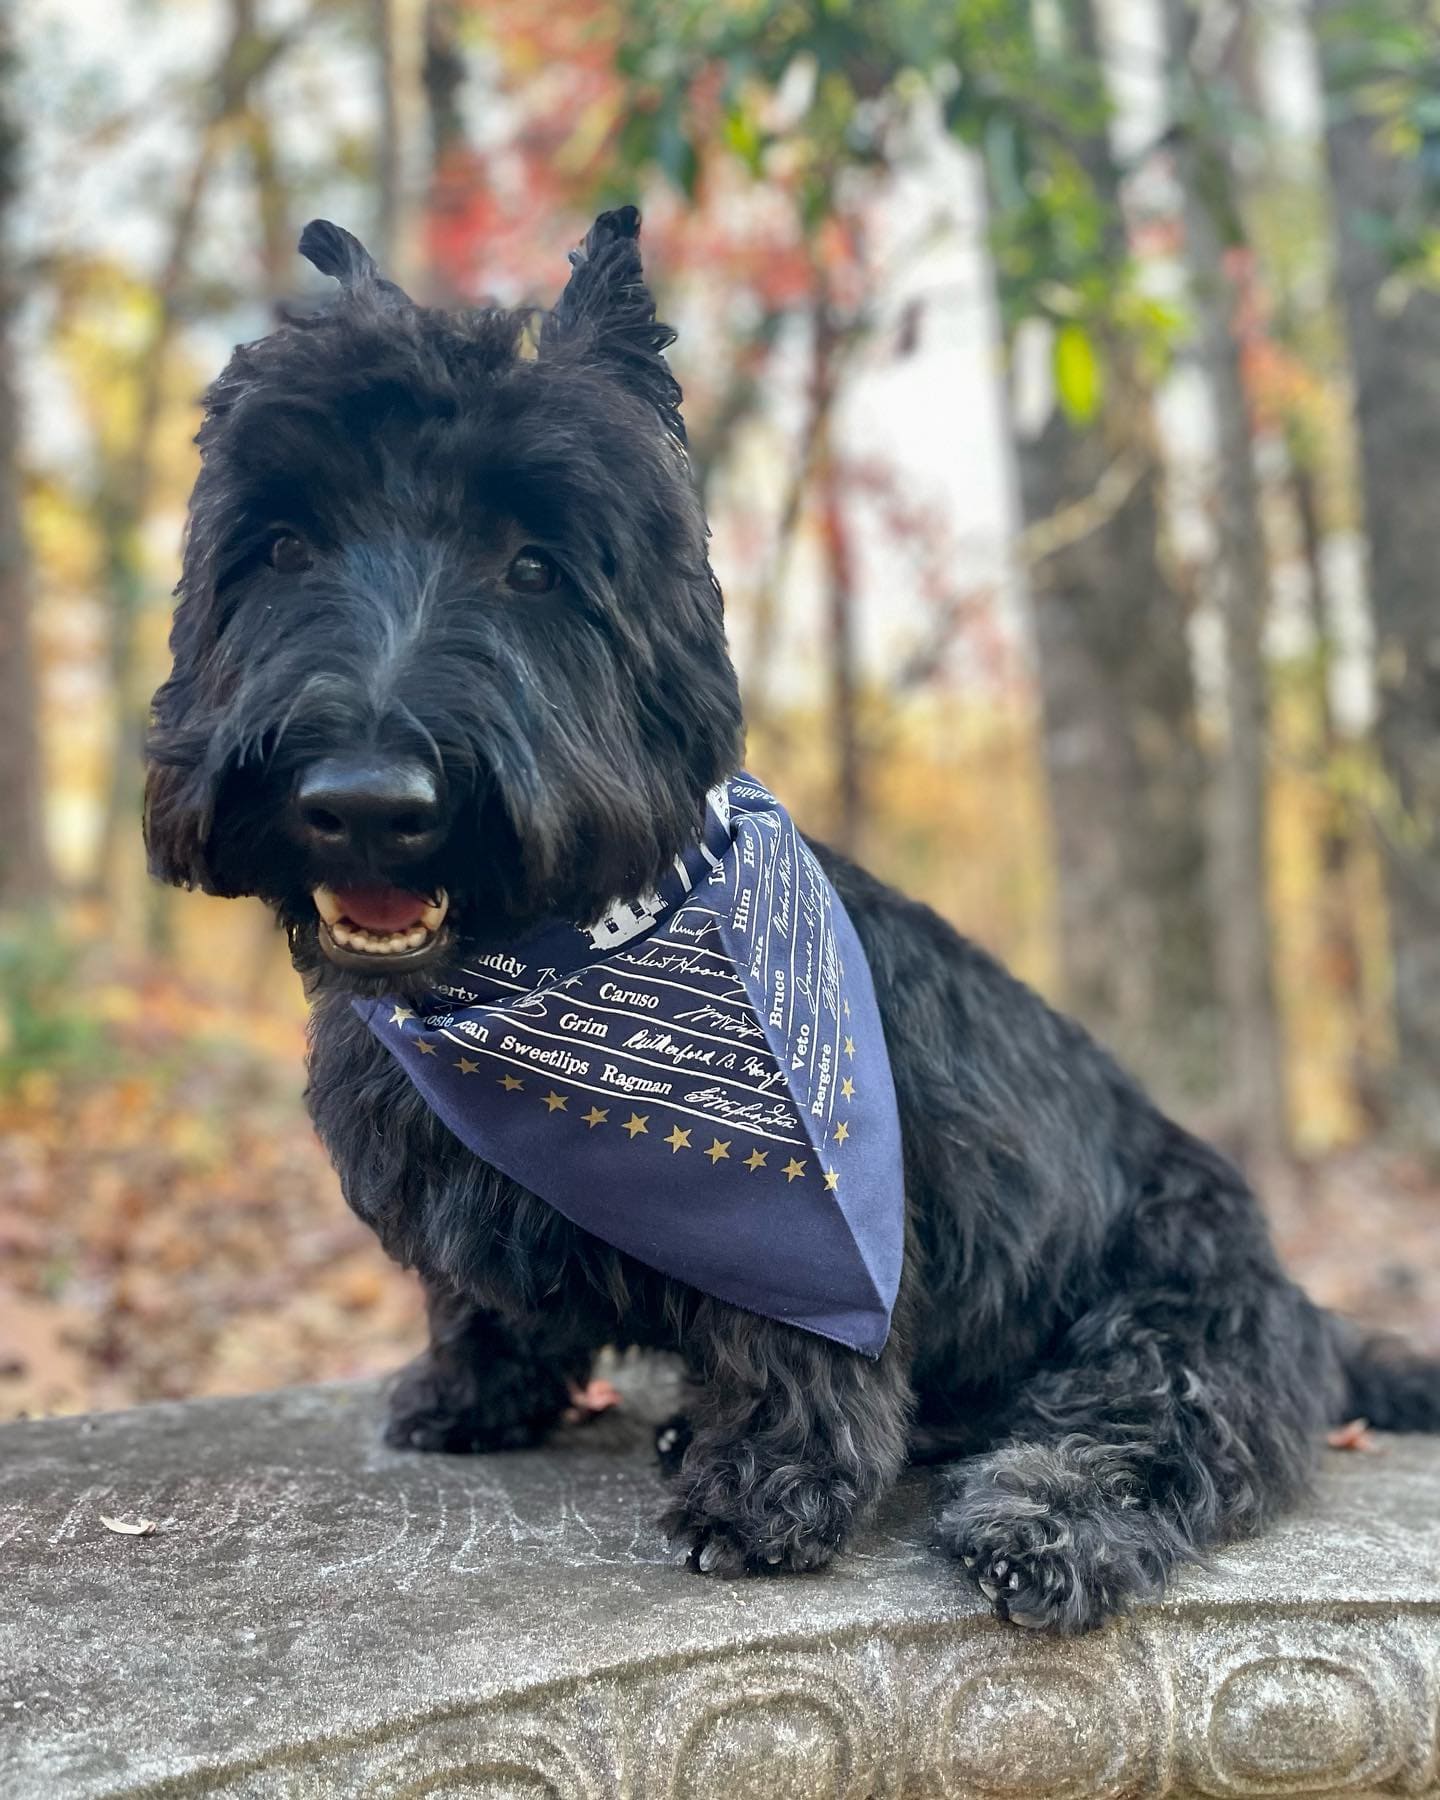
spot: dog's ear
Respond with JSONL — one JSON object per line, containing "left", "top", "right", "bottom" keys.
{"left": 545, "top": 207, "right": 686, "bottom": 446}
{"left": 298, "top": 219, "right": 412, "bottom": 307}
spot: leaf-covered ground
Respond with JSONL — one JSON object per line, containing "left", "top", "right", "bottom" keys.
{"left": 2, "top": 960, "right": 1437, "bottom": 1423}
{"left": 0, "top": 960, "right": 423, "bottom": 1419}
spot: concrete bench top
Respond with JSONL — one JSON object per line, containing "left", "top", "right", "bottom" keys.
{"left": 3, "top": 1366, "right": 1440, "bottom": 1798}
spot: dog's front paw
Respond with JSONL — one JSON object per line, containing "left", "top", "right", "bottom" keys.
{"left": 384, "top": 1353, "right": 569, "bottom": 1454}
{"left": 661, "top": 1459, "right": 856, "bottom": 1577}
{"left": 938, "top": 1442, "right": 1167, "bottom": 1634}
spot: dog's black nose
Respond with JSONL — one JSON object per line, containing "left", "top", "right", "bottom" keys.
{"left": 292, "top": 757, "right": 445, "bottom": 863}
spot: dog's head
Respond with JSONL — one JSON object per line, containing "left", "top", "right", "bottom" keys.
{"left": 145, "top": 209, "right": 743, "bottom": 993}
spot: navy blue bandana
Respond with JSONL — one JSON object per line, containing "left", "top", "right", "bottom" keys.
{"left": 354, "top": 774, "right": 904, "bottom": 1355}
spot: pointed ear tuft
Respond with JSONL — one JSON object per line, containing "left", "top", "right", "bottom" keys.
{"left": 298, "top": 219, "right": 376, "bottom": 282}
{"left": 297, "top": 219, "right": 411, "bottom": 304}
{"left": 546, "top": 208, "right": 686, "bottom": 445}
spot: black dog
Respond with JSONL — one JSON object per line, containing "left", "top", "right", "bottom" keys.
{"left": 145, "top": 209, "right": 1440, "bottom": 1633}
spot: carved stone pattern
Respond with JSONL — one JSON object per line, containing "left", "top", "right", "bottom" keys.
{"left": 103, "top": 1608, "right": 1440, "bottom": 1800}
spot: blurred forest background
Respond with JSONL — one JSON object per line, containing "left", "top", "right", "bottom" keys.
{"left": 1, "top": 0, "right": 1438, "bottom": 1420}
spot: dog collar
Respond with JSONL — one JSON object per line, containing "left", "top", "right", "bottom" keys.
{"left": 354, "top": 773, "right": 904, "bottom": 1355}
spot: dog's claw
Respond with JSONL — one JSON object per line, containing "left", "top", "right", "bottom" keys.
{"left": 979, "top": 1578, "right": 1000, "bottom": 1601}
{"left": 697, "top": 1539, "right": 724, "bottom": 1574}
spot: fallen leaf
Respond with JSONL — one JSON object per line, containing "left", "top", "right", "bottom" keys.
{"left": 100, "top": 1514, "right": 157, "bottom": 1536}
{"left": 1326, "top": 1418, "right": 1383, "bottom": 1454}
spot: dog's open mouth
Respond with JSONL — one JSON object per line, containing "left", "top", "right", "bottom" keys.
{"left": 312, "top": 884, "right": 449, "bottom": 970}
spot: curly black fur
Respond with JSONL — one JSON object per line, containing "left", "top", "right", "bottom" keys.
{"left": 146, "top": 209, "right": 1440, "bottom": 1633}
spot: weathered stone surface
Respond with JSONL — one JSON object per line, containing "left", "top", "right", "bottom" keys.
{"left": 2, "top": 1364, "right": 1440, "bottom": 1798}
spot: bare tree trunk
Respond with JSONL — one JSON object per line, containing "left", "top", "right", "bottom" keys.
{"left": 1163, "top": 0, "right": 1289, "bottom": 1167}
{"left": 422, "top": 0, "right": 464, "bottom": 168}
{"left": 0, "top": 25, "right": 49, "bottom": 906}
{"left": 92, "top": 0, "right": 294, "bottom": 913}
{"left": 246, "top": 105, "right": 289, "bottom": 307}
{"left": 817, "top": 446, "right": 862, "bottom": 854}
{"left": 998, "top": 0, "right": 1221, "bottom": 1115}
{"left": 812, "top": 296, "right": 863, "bottom": 855}
{"left": 1318, "top": 0, "right": 1440, "bottom": 1152}
{"left": 1018, "top": 399, "right": 1220, "bottom": 1111}
{"left": 743, "top": 318, "right": 836, "bottom": 742}
{"left": 1292, "top": 459, "right": 1377, "bottom": 1124}
{"left": 373, "top": 0, "right": 401, "bottom": 271}
{"left": 419, "top": 0, "right": 467, "bottom": 306}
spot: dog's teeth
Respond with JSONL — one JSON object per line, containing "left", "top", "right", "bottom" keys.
{"left": 420, "top": 890, "right": 448, "bottom": 931}
{"left": 323, "top": 912, "right": 438, "bottom": 959}
{"left": 312, "top": 884, "right": 343, "bottom": 925}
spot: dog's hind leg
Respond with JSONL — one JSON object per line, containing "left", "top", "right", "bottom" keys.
{"left": 661, "top": 1305, "right": 913, "bottom": 1576}
{"left": 384, "top": 1281, "right": 594, "bottom": 1454}
{"left": 1338, "top": 1328, "right": 1440, "bottom": 1430}
{"left": 939, "top": 1278, "right": 1343, "bottom": 1632}
{"left": 938, "top": 1148, "right": 1347, "bottom": 1633}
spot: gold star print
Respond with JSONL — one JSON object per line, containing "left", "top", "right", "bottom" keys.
{"left": 415, "top": 1038, "right": 437, "bottom": 1056}
{"left": 843, "top": 999, "right": 851, "bottom": 1018}
{"left": 454, "top": 1058, "right": 480, "bottom": 1075}
{"left": 834, "top": 1120, "right": 851, "bottom": 1144}
{"left": 623, "top": 1113, "right": 650, "bottom": 1139}
{"left": 389, "top": 1005, "right": 415, "bottom": 1027}
{"left": 543, "top": 1091, "right": 568, "bottom": 1113}
{"left": 583, "top": 1106, "right": 609, "bottom": 1129}
{"left": 782, "top": 1158, "right": 807, "bottom": 1183}
{"left": 840, "top": 1076, "right": 855, "bottom": 1101}
{"left": 704, "top": 1139, "right": 731, "bottom": 1165}
{"left": 743, "top": 1148, "right": 768, "bottom": 1172}
{"left": 665, "top": 1126, "right": 692, "bottom": 1153}
{"left": 824, "top": 1168, "right": 840, "bottom": 1191}
{"left": 843, "top": 1036, "right": 856, "bottom": 1058}
{"left": 499, "top": 1074, "right": 524, "bottom": 1092}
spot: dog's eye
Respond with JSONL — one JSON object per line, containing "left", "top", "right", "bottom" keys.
{"left": 269, "top": 533, "right": 312, "bottom": 574}
{"left": 506, "top": 548, "right": 558, "bottom": 594}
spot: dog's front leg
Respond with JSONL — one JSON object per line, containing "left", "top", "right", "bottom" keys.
{"left": 385, "top": 1279, "right": 594, "bottom": 1454}
{"left": 661, "top": 1308, "right": 912, "bottom": 1576}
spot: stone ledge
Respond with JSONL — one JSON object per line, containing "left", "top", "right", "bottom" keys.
{"left": 2, "top": 1369, "right": 1439, "bottom": 1798}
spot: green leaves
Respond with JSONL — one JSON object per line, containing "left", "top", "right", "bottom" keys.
{"left": 1053, "top": 321, "right": 1101, "bottom": 424}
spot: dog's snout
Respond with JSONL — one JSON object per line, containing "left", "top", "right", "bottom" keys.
{"left": 292, "top": 756, "right": 445, "bottom": 863}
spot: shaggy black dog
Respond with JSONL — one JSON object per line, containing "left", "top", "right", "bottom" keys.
{"left": 145, "top": 208, "right": 1440, "bottom": 1633}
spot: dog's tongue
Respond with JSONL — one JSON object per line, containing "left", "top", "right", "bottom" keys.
{"left": 333, "top": 885, "right": 428, "bottom": 931}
